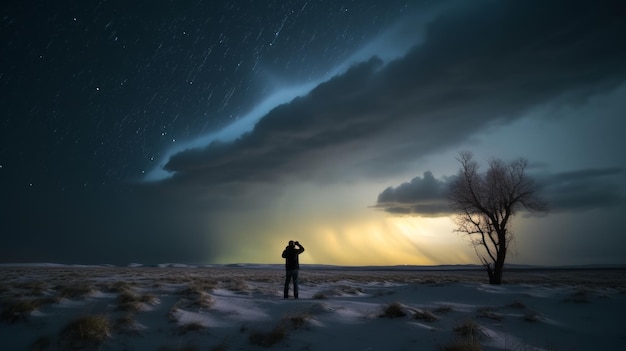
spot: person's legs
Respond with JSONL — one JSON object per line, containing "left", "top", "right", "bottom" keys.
{"left": 292, "top": 269, "right": 299, "bottom": 299}
{"left": 284, "top": 270, "right": 293, "bottom": 298}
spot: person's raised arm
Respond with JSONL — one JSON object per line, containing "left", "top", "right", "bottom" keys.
{"left": 295, "top": 241, "right": 305, "bottom": 253}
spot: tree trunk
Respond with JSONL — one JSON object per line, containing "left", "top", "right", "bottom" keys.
{"left": 490, "top": 241, "right": 507, "bottom": 284}
{"left": 490, "top": 259, "right": 504, "bottom": 285}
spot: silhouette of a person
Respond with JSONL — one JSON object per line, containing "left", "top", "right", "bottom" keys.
{"left": 282, "top": 240, "right": 305, "bottom": 299}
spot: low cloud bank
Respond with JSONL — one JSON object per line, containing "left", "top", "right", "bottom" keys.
{"left": 375, "top": 168, "right": 625, "bottom": 216}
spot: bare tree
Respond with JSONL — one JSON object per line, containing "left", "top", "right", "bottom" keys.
{"left": 448, "top": 152, "right": 547, "bottom": 284}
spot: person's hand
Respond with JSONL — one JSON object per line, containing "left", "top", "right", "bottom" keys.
{"left": 295, "top": 241, "right": 299, "bottom": 245}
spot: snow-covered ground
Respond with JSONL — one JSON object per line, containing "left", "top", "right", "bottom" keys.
{"left": 1, "top": 265, "right": 625, "bottom": 350}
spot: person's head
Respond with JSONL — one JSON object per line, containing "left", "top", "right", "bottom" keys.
{"left": 288, "top": 240, "right": 295, "bottom": 247}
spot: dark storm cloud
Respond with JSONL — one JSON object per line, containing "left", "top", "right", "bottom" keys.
{"left": 375, "top": 171, "right": 451, "bottom": 216}
{"left": 162, "top": 0, "right": 626, "bottom": 187}
{"left": 164, "top": 57, "right": 387, "bottom": 183}
{"left": 538, "top": 168, "right": 626, "bottom": 212}
{"left": 374, "top": 167, "right": 625, "bottom": 216}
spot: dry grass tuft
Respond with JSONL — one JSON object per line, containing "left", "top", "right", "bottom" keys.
{"left": 248, "top": 325, "right": 287, "bottom": 347}
{"left": 1, "top": 298, "right": 45, "bottom": 323}
{"left": 379, "top": 302, "right": 407, "bottom": 318}
{"left": 168, "top": 303, "right": 181, "bottom": 323}
{"left": 16, "top": 280, "right": 48, "bottom": 296}
{"left": 224, "top": 278, "right": 249, "bottom": 293}
{"left": 454, "top": 319, "right": 483, "bottom": 339}
{"left": 414, "top": 309, "right": 439, "bottom": 322}
{"left": 139, "top": 293, "right": 158, "bottom": 304}
{"left": 476, "top": 306, "right": 504, "bottom": 321}
{"left": 114, "top": 313, "right": 142, "bottom": 335}
{"left": 56, "top": 284, "right": 95, "bottom": 299}
{"left": 183, "top": 292, "right": 214, "bottom": 309}
{"left": 59, "top": 315, "right": 110, "bottom": 348}
{"left": 178, "top": 321, "right": 206, "bottom": 335}
{"left": 312, "top": 292, "right": 327, "bottom": 299}
{"left": 246, "top": 311, "right": 310, "bottom": 347}
{"left": 281, "top": 312, "right": 311, "bottom": 330}
{"left": 179, "top": 281, "right": 217, "bottom": 296}
{"left": 116, "top": 291, "right": 158, "bottom": 312}
{"left": 523, "top": 311, "right": 542, "bottom": 323}
{"left": 109, "top": 280, "right": 135, "bottom": 294}
{"left": 178, "top": 282, "right": 215, "bottom": 309}
{"left": 337, "top": 285, "right": 363, "bottom": 295}
{"left": 116, "top": 291, "right": 141, "bottom": 312}
{"left": 441, "top": 319, "right": 484, "bottom": 350}
{"left": 314, "top": 285, "right": 364, "bottom": 299}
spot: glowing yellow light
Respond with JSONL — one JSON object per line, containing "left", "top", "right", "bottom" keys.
{"left": 206, "top": 183, "right": 476, "bottom": 266}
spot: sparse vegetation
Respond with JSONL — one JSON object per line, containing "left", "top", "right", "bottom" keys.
{"left": 178, "top": 282, "right": 215, "bottom": 309}
{"left": 379, "top": 302, "right": 407, "bottom": 318}
{"left": 247, "top": 310, "right": 311, "bottom": 348}
{"left": 114, "top": 313, "right": 141, "bottom": 335}
{"left": 441, "top": 319, "right": 484, "bottom": 351}
{"left": 109, "top": 280, "right": 135, "bottom": 294}
{"left": 564, "top": 289, "right": 591, "bottom": 303}
{"left": 168, "top": 303, "right": 181, "bottom": 323}
{"left": 224, "top": 278, "right": 249, "bottom": 293}
{"left": 282, "top": 312, "right": 311, "bottom": 330}
{"left": 178, "top": 321, "right": 206, "bottom": 335}
{"left": 314, "top": 285, "right": 364, "bottom": 298}
{"left": 523, "top": 312, "right": 542, "bottom": 323}
{"left": 59, "top": 315, "right": 110, "bottom": 349}
{"left": 454, "top": 319, "right": 483, "bottom": 340}
{"left": 185, "top": 291, "right": 214, "bottom": 309}
{"left": 337, "top": 285, "right": 363, "bottom": 295}
{"left": 476, "top": 306, "right": 504, "bottom": 320}
{"left": 116, "top": 291, "right": 158, "bottom": 312}
{"left": 1, "top": 298, "right": 44, "bottom": 323}
{"left": 56, "top": 284, "right": 94, "bottom": 299}
{"left": 16, "top": 280, "right": 48, "bottom": 296}
{"left": 179, "top": 281, "right": 217, "bottom": 296}
{"left": 414, "top": 309, "right": 438, "bottom": 322}
{"left": 0, "top": 265, "right": 622, "bottom": 351}
{"left": 116, "top": 291, "right": 142, "bottom": 312}
{"left": 313, "top": 292, "right": 327, "bottom": 299}
{"left": 249, "top": 325, "right": 287, "bottom": 347}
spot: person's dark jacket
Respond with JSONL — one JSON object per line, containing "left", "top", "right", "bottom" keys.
{"left": 282, "top": 244, "right": 305, "bottom": 270}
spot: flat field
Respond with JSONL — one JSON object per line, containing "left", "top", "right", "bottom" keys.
{"left": 1, "top": 265, "right": 625, "bottom": 350}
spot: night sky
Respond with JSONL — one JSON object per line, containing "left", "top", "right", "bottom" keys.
{"left": 2, "top": 0, "right": 625, "bottom": 265}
